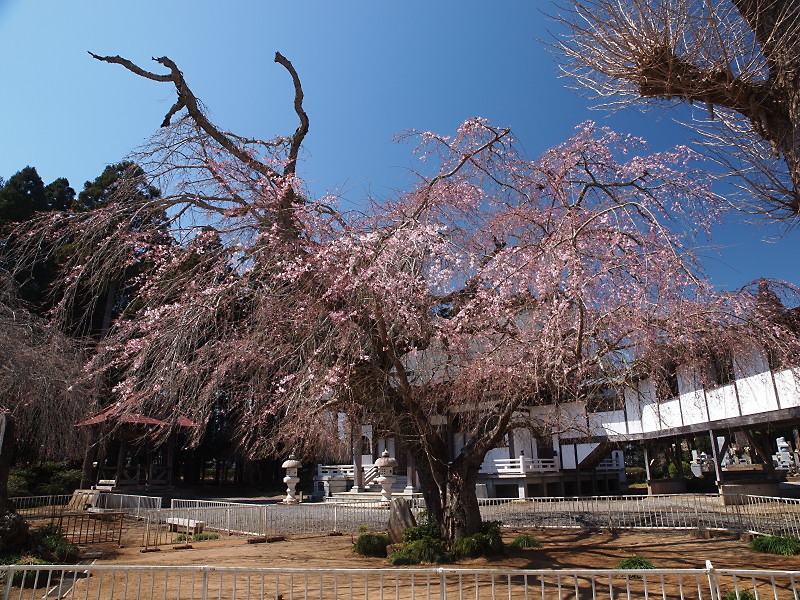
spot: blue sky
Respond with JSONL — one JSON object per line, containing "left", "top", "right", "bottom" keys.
{"left": 0, "top": 0, "right": 796, "bottom": 291}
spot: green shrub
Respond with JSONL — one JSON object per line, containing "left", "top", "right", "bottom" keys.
{"left": 625, "top": 467, "right": 646, "bottom": 484}
{"left": 175, "top": 532, "right": 221, "bottom": 542}
{"left": 7, "top": 472, "right": 30, "bottom": 497}
{"left": 36, "top": 525, "right": 79, "bottom": 563}
{"left": 509, "top": 534, "right": 542, "bottom": 548}
{"left": 38, "top": 469, "right": 81, "bottom": 496}
{"left": 616, "top": 556, "right": 655, "bottom": 571}
{"left": 750, "top": 535, "right": 800, "bottom": 556}
{"left": 388, "top": 546, "right": 417, "bottom": 566}
{"left": 8, "top": 556, "right": 53, "bottom": 587}
{"left": 720, "top": 590, "right": 757, "bottom": 600}
{"left": 450, "top": 536, "right": 482, "bottom": 559}
{"left": 353, "top": 533, "right": 391, "bottom": 557}
{"left": 388, "top": 537, "right": 448, "bottom": 565}
{"left": 403, "top": 520, "right": 440, "bottom": 543}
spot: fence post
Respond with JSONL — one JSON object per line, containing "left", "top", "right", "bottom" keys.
{"left": 201, "top": 568, "right": 210, "bottom": 600}
{"left": 705, "top": 560, "right": 720, "bottom": 600}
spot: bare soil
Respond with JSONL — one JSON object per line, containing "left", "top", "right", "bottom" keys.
{"left": 88, "top": 521, "right": 800, "bottom": 571}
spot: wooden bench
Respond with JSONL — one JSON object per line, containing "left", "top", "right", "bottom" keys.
{"left": 94, "top": 479, "right": 116, "bottom": 491}
{"left": 165, "top": 518, "right": 205, "bottom": 534}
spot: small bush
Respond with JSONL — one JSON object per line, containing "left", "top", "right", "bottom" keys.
{"left": 175, "top": 532, "right": 221, "bottom": 542}
{"left": 9, "top": 556, "right": 53, "bottom": 587}
{"left": 388, "top": 545, "right": 417, "bottom": 566}
{"left": 509, "top": 534, "right": 542, "bottom": 549}
{"left": 7, "top": 472, "right": 30, "bottom": 497}
{"left": 616, "top": 556, "right": 655, "bottom": 571}
{"left": 750, "top": 535, "right": 800, "bottom": 556}
{"left": 450, "top": 536, "right": 482, "bottom": 559}
{"left": 720, "top": 590, "right": 757, "bottom": 600}
{"left": 36, "top": 525, "right": 79, "bottom": 563}
{"left": 388, "top": 537, "right": 448, "bottom": 565}
{"left": 403, "top": 520, "right": 440, "bottom": 543}
{"left": 353, "top": 533, "right": 391, "bottom": 557}
{"left": 625, "top": 467, "right": 646, "bottom": 484}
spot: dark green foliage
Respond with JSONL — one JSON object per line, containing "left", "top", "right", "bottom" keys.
{"left": 0, "top": 167, "right": 48, "bottom": 226}
{"left": 720, "top": 591, "right": 757, "bottom": 600}
{"left": 389, "top": 537, "right": 448, "bottom": 565}
{"left": 468, "top": 521, "right": 505, "bottom": 556}
{"left": 36, "top": 524, "right": 79, "bottom": 563}
{"left": 353, "top": 533, "right": 391, "bottom": 557}
{"left": 175, "top": 532, "right": 221, "bottom": 542}
{"left": 616, "top": 556, "right": 655, "bottom": 570}
{"left": 8, "top": 556, "right": 53, "bottom": 587}
{"left": 74, "top": 161, "right": 159, "bottom": 212}
{"left": 44, "top": 178, "right": 75, "bottom": 211}
{"left": 403, "top": 519, "right": 440, "bottom": 543}
{"left": 750, "top": 535, "right": 800, "bottom": 556}
{"left": 9, "top": 462, "right": 80, "bottom": 497}
{"left": 509, "top": 534, "right": 542, "bottom": 548}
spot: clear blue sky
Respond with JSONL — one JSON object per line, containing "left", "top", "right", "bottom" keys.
{"left": 0, "top": 0, "right": 796, "bottom": 291}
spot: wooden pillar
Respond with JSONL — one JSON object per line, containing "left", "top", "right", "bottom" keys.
{"left": 643, "top": 444, "right": 652, "bottom": 481}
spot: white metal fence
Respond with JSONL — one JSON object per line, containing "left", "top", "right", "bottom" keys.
{"left": 477, "top": 494, "right": 800, "bottom": 536}
{"left": 9, "top": 492, "right": 162, "bottom": 520}
{"left": 8, "top": 494, "right": 73, "bottom": 518}
{"left": 96, "top": 493, "right": 162, "bottom": 518}
{"left": 143, "top": 501, "right": 424, "bottom": 549}
{"left": 143, "top": 493, "right": 800, "bottom": 548}
{"left": 0, "top": 563, "right": 798, "bottom": 600}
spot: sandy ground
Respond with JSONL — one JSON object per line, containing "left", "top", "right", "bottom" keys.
{"left": 84, "top": 520, "right": 800, "bottom": 571}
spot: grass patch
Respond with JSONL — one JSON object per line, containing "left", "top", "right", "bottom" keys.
{"left": 389, "top": 537, "right": 448, "bottom": 565}
{"left": 720, "top": 591, "right": 757, "bottom": 600}
{"left": 509, "top": 534, "right": 542, "bottom": 549}
{"left": 353, "top": 533, "right": 390, "bottom": 557}
{"left": 36, "top": 524, "right": 79, "bottom": 563}
{"left": 174, "top": 532, "right": 220, "bottom": 542}
{"left": 616, "top": 556, "right": 655, "bottom": 571}
{"left": 750, "top": 535, "right": 800, "bottom": 556}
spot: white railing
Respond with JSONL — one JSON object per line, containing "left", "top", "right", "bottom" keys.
{"left": 143, "top": 493, "right": 800, "bottom": 550}
{"left": 317, "top": 464, "right": 355, "bottom": 477}
{"left": 8, "top": 494, "right": 73, "bottom": 518}
{"left": 596, "top": 454, "right": 625, "bottom": 471}
{"left": 142, "top": 501, "right": 424, "bottom": 549}
{"left": 95, "top": 493, "right": 161, "bottom": 518}
{"left": 477, "top": 493, "right": 800, "bottom": 535}
{"left": 9, "top": 492, "right": 161, "bottom": 520}
{"left": 170, "top": 498, "right": 254, "bottom": 510}
{"left": 1, "top": 564, "right": 798, "bottom": 600}
{"left": 480, "top": 456, "right": 560, "bottom": 474}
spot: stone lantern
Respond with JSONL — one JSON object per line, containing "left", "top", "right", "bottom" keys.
{"left": 281, "top": 454, "right": 302, "bottom": 504}
{"left": 374, "top": 450, "right": 398, "bottom": 503}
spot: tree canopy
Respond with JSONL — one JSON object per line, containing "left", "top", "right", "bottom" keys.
{"left": 554, "top": 0, "right": 800, "bottom": 221}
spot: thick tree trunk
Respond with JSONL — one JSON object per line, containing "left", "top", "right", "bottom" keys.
{"left": 0, "top": 414, "right": 28, "bottom": 553}
{"left": 412, "top": 446, "right": 485, "bottom": 544}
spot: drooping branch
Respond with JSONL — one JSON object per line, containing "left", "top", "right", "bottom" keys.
{"left": 552, "top": 0, "right": 800, "bottom": 219}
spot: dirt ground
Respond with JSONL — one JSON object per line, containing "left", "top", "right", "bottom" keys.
{"left": 88, "top": 521, "right": 800, "bottom": 571}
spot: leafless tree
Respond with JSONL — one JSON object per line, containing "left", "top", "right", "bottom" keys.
{"left": 553, "top": 0, "right": 800, "bottom": 221}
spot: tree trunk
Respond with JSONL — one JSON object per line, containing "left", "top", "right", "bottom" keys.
{"left": 0, "top": 413, "right": 28, "bottom": 553}
{"left": 412, "top": 446, "right": 484, "bottom": 544}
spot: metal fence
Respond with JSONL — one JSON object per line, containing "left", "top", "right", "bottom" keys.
{"left": 143, "top": 493, "right": 800, "bottom": 548}
{"left": 97, "top": 493, "right": 162, "bottom": 518}
{"left": 9, "top": 492, "right": 162, "bottom": 520}
{"left": 170, "top": 498, "right": 254, "bottom": 510}
{"left": 477, "top": 494, "right": 800, "bottom": 536}
{"left": 8, "top": 494, "right": 73, "bottom": 518}
{"left": 57, "top": 511, "right": 125, "bottom": 545}
{"left": 0, "top": 563, "right": 798, "bottom": 600}
{"left": 143, "top": 501, "right": 424, "bottom": 549}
